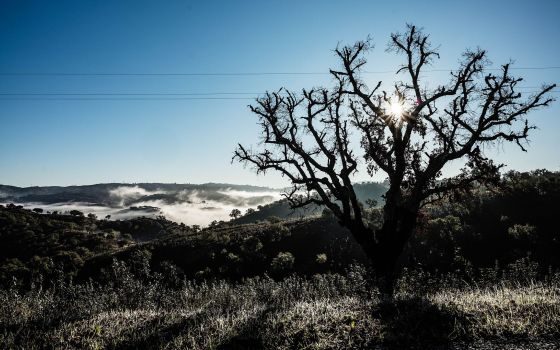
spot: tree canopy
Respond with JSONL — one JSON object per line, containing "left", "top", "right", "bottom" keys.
{"left": 234, "top": 25, "right": 555, "bottom": 293}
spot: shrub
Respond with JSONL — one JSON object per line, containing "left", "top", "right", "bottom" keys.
{"left": 69, "top": 210, "right": 84, "bottom": 217}
{"left": 227, "top": 252, "right": 241, "bottom": 264}
{"left": 316, "top": 253, "right": 328, "bottom": 264}
{"left": 269, "top": 222, "right": 290, "bottom": 241}
{"left": 267, "top": 216, "right": 282, "bottom": 224}
{"left": 508, "top": 223, "right": 537, "bottom": 239}
{"left": 271, "top": 252, "right": 295, "bottom": 272}
{"left": 242, "top": 236, "right": 263, "bottom": 253}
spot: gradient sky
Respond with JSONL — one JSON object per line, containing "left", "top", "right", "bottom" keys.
{"left": 0, "top": 0, "right": 558, "bottom": 188}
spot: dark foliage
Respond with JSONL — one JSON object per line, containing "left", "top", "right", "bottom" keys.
{"left": 1, "top": 170, "right": 559, "bottom": 289}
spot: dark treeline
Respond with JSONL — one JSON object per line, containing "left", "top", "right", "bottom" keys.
{"left": 0, "top": 170, "right": 558, "bottom": 288}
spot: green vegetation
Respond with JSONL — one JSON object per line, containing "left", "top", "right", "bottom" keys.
{"left": 0, "top": 205, "right": 195, "bottom": 285}
{"left": 1, "top": 170, "right": 559, "bottom": 348}
{"left": 4, "top": 170, "right": 556, "bottom": 287}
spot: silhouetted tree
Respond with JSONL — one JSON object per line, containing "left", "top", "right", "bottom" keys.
{"left": 234, "top": 25, "right": 555, "bottom": 295}
{"left": 69, "top": 210, "right": 84, "bottom": 217}
{"left": 230, "top": 208, "right": 242, "bottom": 220}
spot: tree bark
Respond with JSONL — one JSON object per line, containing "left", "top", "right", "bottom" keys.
{"left": 348, "top": 204, "right": 419, "bottom": 298}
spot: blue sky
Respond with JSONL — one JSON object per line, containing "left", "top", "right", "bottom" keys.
{"left": 0, "top": 0, "right": 558, "bottom": 187}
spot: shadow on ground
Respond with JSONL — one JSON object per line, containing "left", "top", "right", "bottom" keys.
{"left": 374, "top": 296, "right": 468, "bottom": 350}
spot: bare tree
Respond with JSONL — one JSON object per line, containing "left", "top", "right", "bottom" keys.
{"left": 234, "top": 25, "right": 555, "bottom": 295}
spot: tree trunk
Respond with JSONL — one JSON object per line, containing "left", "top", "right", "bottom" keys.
{"left": 349, "top": 204, "right": 419, "bottom": 298}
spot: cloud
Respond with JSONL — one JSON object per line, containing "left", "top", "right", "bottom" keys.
{"left": 1, "top": 202, "right": 149, "bottom": 221}
{"left": 108, "top": 185, "right": 167, "bottom": 206}
{"left": 175, "top": 189, "right": 204, "bottom": 203}
{"left": 1, "top": 188, "right": 282, "bottom": 226}
{"left": 130, "top": 188, "right": 282, "bottom": 226}
{"left": 175, "top": 188, "right": 282, "bottom": 207}
{"left": 215, "top": 188, "right": 282, "bottom": 206}
{"left": 217, "top": 189, "right": 282, "bottom": 199}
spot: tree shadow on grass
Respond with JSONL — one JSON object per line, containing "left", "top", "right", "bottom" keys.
{"left": 107, "top": 311, "right": 205, "bottom": 350}
{"left": 96, "top": 297, "right": 469, "bottom": 350}
{"left": 374, "top": 296, "right": 469, "bottom": 350}
{"left": 109, "top": 309, "right": 268, "bottom": 350}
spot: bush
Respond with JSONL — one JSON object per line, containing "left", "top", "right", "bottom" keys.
{"left": 316, "top": 253, "right": 328, "bottom": 264}
{"left": 267, "top": 216, "right": 282, "bottom": 224}
{"left": 268, "top": 222, "right": 290, "bottom": 241}
{"left": 69, "top": 210, "right": 84, "bottom": 217}
{"left": 508, "top": 223, "right": 537, "bottom": 239}
{"left": 271, "top": 252, "right": 295, "bottom": 273}
{"left": 242, "top": 236, "right": 263, "bottom": 253}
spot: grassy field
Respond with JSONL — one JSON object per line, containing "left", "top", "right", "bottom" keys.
{"left": 2, "top": 264, "right": 559, "bottom": 349}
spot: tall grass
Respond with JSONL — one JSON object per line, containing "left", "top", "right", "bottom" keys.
{"left": 1, "top": 262, "right": 560, "bottom": 349}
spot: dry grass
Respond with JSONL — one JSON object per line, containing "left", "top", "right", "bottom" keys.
{"left": 431, "top": 283, "right": 560, "bottom": 339}
{"left": 1, "top": 267, "right": 560, "bottom": 349}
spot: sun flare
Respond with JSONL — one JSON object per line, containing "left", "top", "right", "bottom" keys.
{"left": 389, "top": 101, "right": 404, "bottom": 119}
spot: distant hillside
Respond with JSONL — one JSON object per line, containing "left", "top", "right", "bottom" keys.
{"left": 0, "top": 183, "right": 279, "bottom": 207}
{"left": 0, "top": 183, "right": 283, "bottom": 225}
{"left": 0, "top": 181, "right": 388, "bottom": 226}
{"left": 234, "top": 181, "right": 388, "bottom": 224}
{"left": 0, "top": 203, "right": 365, "bottom": 285}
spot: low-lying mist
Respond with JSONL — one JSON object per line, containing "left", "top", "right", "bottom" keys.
{"left": 0, "top": 184, "right": 283, "bottom": 226}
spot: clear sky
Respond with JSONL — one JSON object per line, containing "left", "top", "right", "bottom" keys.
{"left": 0, "top": 0, "right": 558, "bottom": 187}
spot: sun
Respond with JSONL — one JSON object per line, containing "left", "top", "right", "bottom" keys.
{"left": 385, "top": 95, "right": 415, "bottom": 123}
{"left": 389, "top": 101, "right": 404, "bottom": 119}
